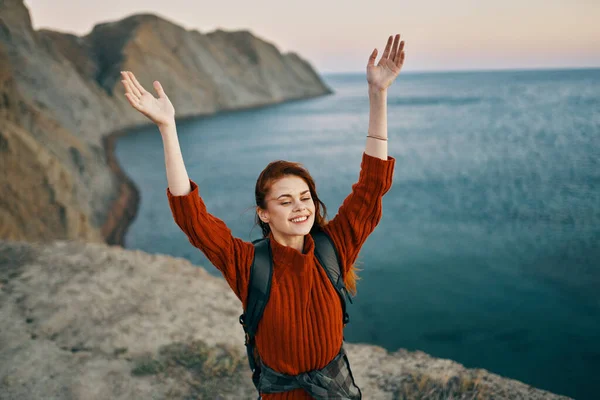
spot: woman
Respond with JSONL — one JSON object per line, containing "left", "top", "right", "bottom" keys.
{"left": 121, "top": 33, "right": 405, "bottom": 399}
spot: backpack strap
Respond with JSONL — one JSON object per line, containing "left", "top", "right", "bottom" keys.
{"left": 311, "top": 230, "right": 353, "bottom": 326}
{"left": 239, "top": 237, "right": 273, "bottom": 389}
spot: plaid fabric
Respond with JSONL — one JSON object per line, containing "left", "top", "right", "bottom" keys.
{"left": 257, "top": 344, "right": 361, "bottom": 399}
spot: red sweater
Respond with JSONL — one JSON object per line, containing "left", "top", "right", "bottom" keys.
{"left": 167, "top": 152, "right": 395, "bottom": 399}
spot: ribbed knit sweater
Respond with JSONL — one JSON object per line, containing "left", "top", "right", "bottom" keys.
{"left": 167, "top": 152, "right": 395, "bottom": 399}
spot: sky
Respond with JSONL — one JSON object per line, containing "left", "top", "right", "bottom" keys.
{"left": 24, "top": 0, "right": 600, "bottom": 73}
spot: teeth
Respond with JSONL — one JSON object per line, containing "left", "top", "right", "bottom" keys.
{"left": 291, "top": 216, "right": 308, "bottom": 223}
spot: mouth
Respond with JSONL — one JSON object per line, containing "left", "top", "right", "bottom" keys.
{"left": 289, "top": 215, "right": 310, "bottom": 224}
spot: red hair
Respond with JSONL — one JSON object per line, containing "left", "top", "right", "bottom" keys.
{"left": 254, "top": 160, "right": 360, "bottom": 295}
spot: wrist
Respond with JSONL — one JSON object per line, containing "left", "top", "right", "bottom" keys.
{"left": 158, "top": 119, "right": 176, "bottom": 132}
{"left": 368, "top": 85, "right": 387, "bottom": 98}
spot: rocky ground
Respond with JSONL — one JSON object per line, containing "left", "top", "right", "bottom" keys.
{"left": 0, "top": 240, "right": 571, "bottom": 399}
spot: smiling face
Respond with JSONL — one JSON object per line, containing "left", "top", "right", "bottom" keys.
{"left": 256, "top": 175, "right": 316, "bottom": 242}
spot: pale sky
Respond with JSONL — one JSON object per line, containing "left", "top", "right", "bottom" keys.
{"left": 24, "top": 0, "right": 600, "bottom": 73}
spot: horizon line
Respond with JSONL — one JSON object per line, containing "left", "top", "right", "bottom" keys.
{"left": 321, "top": 65, "right": 600, "bottom": 75}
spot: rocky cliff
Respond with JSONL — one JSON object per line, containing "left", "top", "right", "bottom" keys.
{"left": 0, "top": 0, "right": 332, "bottom": 244}
{"left": 0, "top": 240, "right": 571, "bottom": 399}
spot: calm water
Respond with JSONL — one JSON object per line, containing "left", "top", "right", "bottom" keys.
{"left": 116, "top": 69, "right": 600, "bottom": 399}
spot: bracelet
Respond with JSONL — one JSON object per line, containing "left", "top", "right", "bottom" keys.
{"left": 366, "top": 135, "right": 388, "bottom": 141}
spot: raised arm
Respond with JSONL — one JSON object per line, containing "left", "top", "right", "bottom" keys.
{"left": 166, "top": 180, "right": 254, "bottom": 305}
{"left": 120, "top": 71, "right": 254, "bottom": 304}
{"left": 323, "top": 34, "right": 405, "bottom": 275}
{"left": 364, "top": 33, "right": 406, "bottom": 160}
{"left": 322, "top": 153, "right": 395, "bottom": 278}
{"left": 120, "top": 71, "right": 190, "bottom": 195}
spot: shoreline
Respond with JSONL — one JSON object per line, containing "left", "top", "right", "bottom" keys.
{"left": 101, "top": 91, "right": 333, "bottom": 247}
{"left": 101, "top": 128, "right": 141, "bottom": 246}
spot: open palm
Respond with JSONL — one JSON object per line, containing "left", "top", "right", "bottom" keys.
{"left": 367, "top": 34, "right": 406, "bottom": 91}
{"left": 121, "top": 71, "right": 175, "bottom": 126}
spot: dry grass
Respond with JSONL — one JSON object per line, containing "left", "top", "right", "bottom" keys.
{"left": 130, "top": 339, "right": 249, "bottom": 399}
{"left": 389, "top": 370, "right": 491, "bottom": 400}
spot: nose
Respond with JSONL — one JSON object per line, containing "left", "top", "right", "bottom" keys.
{"left": 293, "top": 198, "right": 307, "bottom": 211}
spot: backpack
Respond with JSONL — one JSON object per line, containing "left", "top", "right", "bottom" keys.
{"left": 238, "top": 230, "right": 354, "bottom": 390}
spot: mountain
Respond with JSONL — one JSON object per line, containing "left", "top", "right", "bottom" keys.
{"left": 0, "top": 0, "right": 331, "bottom": 244}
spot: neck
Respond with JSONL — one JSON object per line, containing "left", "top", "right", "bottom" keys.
{"left": 271, "top": 231, "right": 305, "bottom": 253}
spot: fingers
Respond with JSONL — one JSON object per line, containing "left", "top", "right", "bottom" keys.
{"left": 153, "top": 81, "right": 166, "bottom": 98}
{"left": 124, "top": 92, "right": 142, "bottom": 112}
{"left": 389, "top": 34, "right": 400, "bottom": 61}
{"left": 120, "top": 71, "right": 143, "bottom": 98}
{"left": 128, "top": 71, "right": 147, "bottom": 97}
{"left": 395, "top": 40, "right": 406, "bottom": 67}
{"left": 120, "top": 71, "right": 143, "bottom": 111}
{"left": 120, "top": 71, "right": 139, "bottom": 100}
{"left": 379, "top": 35, "right": 393, "bottom": 62}
{"left": 376, "top": 33, "right": 406, "bottom": 69}
{"left": 121, "top": 80, "right": 137, "bottom": 101}
{"left": 367, "top": 48, "right": 378, "bottom": 67}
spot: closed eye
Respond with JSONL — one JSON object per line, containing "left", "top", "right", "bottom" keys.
{"left": 281, "top": 198, "right": 311, "bottom": 205}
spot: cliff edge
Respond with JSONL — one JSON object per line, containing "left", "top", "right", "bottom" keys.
{"left": 0, "top": 240, "right": 571, "bottom": 399}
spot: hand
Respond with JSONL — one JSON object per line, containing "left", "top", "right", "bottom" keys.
{"left": 366, "top": 34, "right": 406, "bottom": 92}
{"left": 121, "top": 71, "right": 175, "bottom": 127}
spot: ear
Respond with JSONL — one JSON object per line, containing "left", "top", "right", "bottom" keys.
{"left": 256, "top": 207, "right": 269, "bottom": 223}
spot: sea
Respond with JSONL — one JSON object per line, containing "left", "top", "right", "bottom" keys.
{"left": 115, "top": 68, "right": 600, "bottom": 400}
